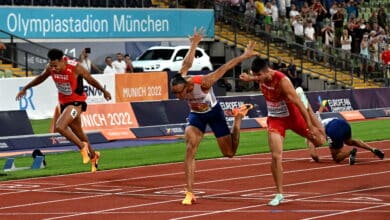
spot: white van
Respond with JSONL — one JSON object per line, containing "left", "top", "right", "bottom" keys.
{"left": 132, "top": 46, "right": 213, "bottom": 72}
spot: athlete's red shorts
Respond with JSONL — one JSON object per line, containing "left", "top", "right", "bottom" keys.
{"left": 267, "top": 104, "right": 309, "bottom": 138}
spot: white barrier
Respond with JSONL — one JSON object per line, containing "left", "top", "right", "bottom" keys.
{"left": 0, "top": 75, "right": 116, "bottom": 119}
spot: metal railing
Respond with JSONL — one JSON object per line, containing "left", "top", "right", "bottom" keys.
{"left": 0, "top": 29, "right": 51, "bottom": 76}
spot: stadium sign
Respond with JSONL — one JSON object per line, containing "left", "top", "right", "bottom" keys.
{"left": 0, "top": 7, "right": 214, "bottom": 41}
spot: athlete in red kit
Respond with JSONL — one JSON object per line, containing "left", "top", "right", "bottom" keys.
{"left": 239, "top": 57, "right": 326, "bottom": 206}
{"left": 16, "top": 48, "right": 111, "bottom": 172}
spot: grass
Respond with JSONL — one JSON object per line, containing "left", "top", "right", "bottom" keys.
{"left": 0, "top": 118, "right": 389, "bottom": 181}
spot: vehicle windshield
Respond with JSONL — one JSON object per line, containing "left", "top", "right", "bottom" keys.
{"left": 137, "top": 49, "right": 174, "bottom": 61}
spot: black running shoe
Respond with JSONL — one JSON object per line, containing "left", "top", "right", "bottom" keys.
{"left": 349, "top": 148, "right": 357, "bottom": 165}
{"left": 373, "top": 148, "right": 384, "bottom": 160}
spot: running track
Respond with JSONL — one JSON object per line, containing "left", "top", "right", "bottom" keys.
{"left": 0, "top": 141, "right": 389, "bottom": 220}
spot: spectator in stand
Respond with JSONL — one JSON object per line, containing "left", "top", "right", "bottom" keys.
{"left": 292, "top": 15, "right": 305, "bottom": 56}
{"left": 214, "top": 0, "right": 225, "bottom": 22}
{"left": 285, "top": 0, "right": 291, "bottom": 19}
{"left": 321, "top": 19, "right": 334, "bottom": 66}
{"left": 332, "top": 7, "right": 345, "bottom": 48}
{"left": 312, "top": 0, "right": 327, "bottom": 38}
{"left": 79, "top": 48, "right": 102, "bottom": 74}
{"left": 103, "top": 56, "right": 116, "bottom": 74}
{"left": 360, "top": 34, "right": 370, "bottom": 78}
{"left": 264, "top": 1, "right": 273, "bottom": 33}
{"left": 368, "top": 31, "right": 379, "bottom": 71}
{"left": 124, "top": 54, "right": 134, "bottom": 73}
{"left": 286, "top": 57, "right": 301, "bottom": 87}
{"left": 112, "top": 52, "right": 127, "bottom": 74}
{"left": 300, "top": 2, "right": 310, "bottom": 19}
{"left": 254, "top": 0, "right": 266, "bottom": 24}
{"left": 341, "top": 28, "right": 352, "bottom": 69}
{"left": 289, "top": 3, "right": 300, "bottom": 20}
{"left": 382, "top": 44, "right": 390, "bottom": 80}
{"left": 347, "top": 17, "right": 360, "bottom": 54}
{"left": 272, "top": 57, "right": 287, "bottom": 73}
{"left": 372, "top": 22, "right": 385, "bottom": 36}
{"left": 345, "top": 0, "right": 358, "bottom": 21}
{"left": 329, "top": 2, "right": 338, "bottom": 24}
{"left": 244, "top": 0, "right": 257, "bottom": 32}
{"left": 304, "top": 20, "right": 317, "bottom": 61}
{"left": 377, "top": 7, "right": 387, "bottom": 31}
{"left": 270, "top": 0, "right": 279, "bottom": 28}
{"left": 295, "top": 0, "right": 305, "bottom": 11}
{"left": 368, "top": 10, "right": 378, "bottom": 30}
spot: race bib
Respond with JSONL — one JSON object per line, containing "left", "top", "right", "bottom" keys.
{"left": 266, "top": 100, "right": 289, "bottom": 117}
{"left": 55, "top": 82, "right": 72, "bottom": 95}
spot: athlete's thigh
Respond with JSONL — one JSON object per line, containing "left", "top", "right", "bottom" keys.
{"left": 68, "top": 113, "right": 88, "bottom": 141}
{"left": 185, "top": 125, "right": 204, "bottom": 148}
{"left": 57, "top": 105, "right": 82, "bottom": 128}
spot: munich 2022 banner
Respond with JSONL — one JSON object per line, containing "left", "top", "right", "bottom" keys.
{"left": 0, "top": 7, "right": 214, "bottom": 40}
{"left": 115, "top": 72, "right": 169, "bottom": 102}
{"left": 81, "top": 102, "right": 138, "bottom": 140}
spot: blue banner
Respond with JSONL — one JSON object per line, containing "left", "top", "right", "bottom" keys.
{"left": 0, "top": 7, "right": 214, "bottom": 39}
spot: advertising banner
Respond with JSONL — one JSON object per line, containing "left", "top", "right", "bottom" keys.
{"left": 0, "top": 7, "right": 214, "bottom": 40}
{"left": 115, "top": 72, "right": 168, "bottom": 102}
{"left": 0, "top": 77, "right": 58, "bottom": 119}
{"left": 83, "top": 74, "right": 116, "bottom": 104}
{"left": 80, "top": 102, "right": 138, "bottom": 140}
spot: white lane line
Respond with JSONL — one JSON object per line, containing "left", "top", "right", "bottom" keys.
{"left": 301, "top": 204, "right": 390, "bottom": 220}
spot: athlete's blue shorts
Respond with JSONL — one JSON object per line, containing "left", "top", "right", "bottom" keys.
{"left": 325, "top": 118, "right": 351, "bottom": 149}
{"left": 187, "top": 103, "right": 230, "bottom": 138}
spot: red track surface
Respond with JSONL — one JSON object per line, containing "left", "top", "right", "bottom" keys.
{"left": 0, "top": 141, "right": 389, "bottom": 220}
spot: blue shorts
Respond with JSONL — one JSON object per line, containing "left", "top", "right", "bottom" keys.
{"left": 187, "top": 103, "right": 230, "bottom": 138}
{"left": 325, "top": 119, "right": 351, "bottom": 149}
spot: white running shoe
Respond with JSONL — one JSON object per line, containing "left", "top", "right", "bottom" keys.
{"left": 268, "top": 193, "right": 284, "bottom": 206}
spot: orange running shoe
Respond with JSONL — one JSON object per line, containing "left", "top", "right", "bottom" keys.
{"left": 232, "top": 104, "right": 254, "bottom": 117}
{"left": 182, "top": 191, "right": 196, "bottom": 205}
{"left": 91, "top": 151, "right": 100, "bottom": 172}
{"left": 80, "top": 142, "right": 90, "bottom": 164}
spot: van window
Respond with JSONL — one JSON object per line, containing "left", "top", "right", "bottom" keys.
{"left": 138, "top": 49, "right": 175, "bottom": 60}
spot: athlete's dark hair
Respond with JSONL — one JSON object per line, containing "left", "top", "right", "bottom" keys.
{"left": 47, "top": 49, "right": 64, "bottom": 61}
{"left": 170, "top": 74, "right": 187, "bottom": 87}
{"left": 251, "top": 56, "right": 269, "bottom": 74}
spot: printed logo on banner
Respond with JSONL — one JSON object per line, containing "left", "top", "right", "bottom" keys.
{"left": 49, "top": 136, "right": 71, "bottom": 145}
{"left": 81, "top": 103, "right": 139, "bottom": 130}
{"left": 0, "top": 142, "right": 9, "bottom": 149}
{"left": 115, "top": 72, "right": 168, "bottom": 102}
{"left": 18, "top": 87, "right": 35, "bottom": 110}
{"left": 161, "top": 126, "right": 185, "bottom": 135}
{"left": 220, "top": 101, "right": 247, "bottom": 121}
{"left": 327, "top": 98, "right": 353, "bottom": 112}
{"left": 384, "top": 109, "right": 390, "bottom": 116}
{"left": 81, "top": 102, "right": 138, "bottom": 140}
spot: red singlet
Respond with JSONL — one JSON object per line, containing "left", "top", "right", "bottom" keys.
{"left": 260, "top": 71, "right": 309, "bottom": 138}
{"left": 50, "top": 57, "right": 87, "bottom": 104}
